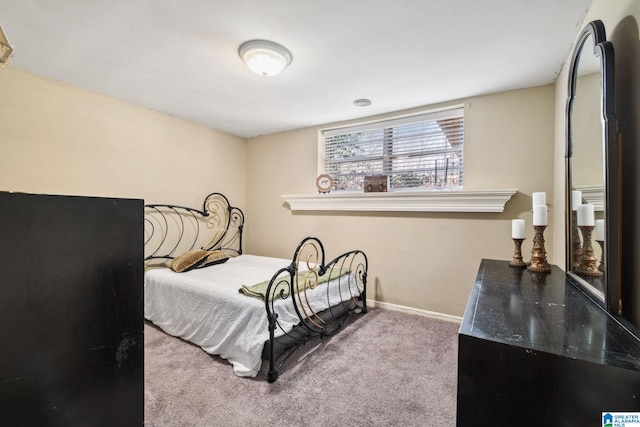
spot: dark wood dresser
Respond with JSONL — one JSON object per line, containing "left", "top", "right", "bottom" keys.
{"left": 0, "top": 192, "right": 144, "bottom": 425}
{"left": 457, "top": 259, "right": 640, "bottom": 426}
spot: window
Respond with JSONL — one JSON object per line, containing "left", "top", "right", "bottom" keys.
{"left": 321, "top": 107, "right": 464, "bottom": 192}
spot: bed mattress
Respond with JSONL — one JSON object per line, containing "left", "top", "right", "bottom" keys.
{"left": 144, "top": 254, "right": 358, "bottom": 377}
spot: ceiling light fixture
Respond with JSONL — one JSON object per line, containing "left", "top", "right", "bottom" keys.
{"left": 238, "top": 39, "right": 292, "bottom": 77}
{"left": 353, "top": 98, "right": 372, "bottom": 107}
{"left": 0, "top": 21, "right": 14, "bottom": 66}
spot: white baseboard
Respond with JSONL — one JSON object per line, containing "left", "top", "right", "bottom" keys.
{"left": 367, "top": 299, "right": 462, "bottom": 323}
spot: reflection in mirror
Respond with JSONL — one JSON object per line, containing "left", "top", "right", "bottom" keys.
{"left": 566, "top": 20, "right": 619, "bottom": 315}
{"left": 570, "top": 32, "right": 605, "bottom": 295}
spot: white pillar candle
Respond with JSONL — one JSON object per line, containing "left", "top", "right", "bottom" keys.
{"left": 532, "top": 205, "right": 547, "bottom": 226}
{"left": 511, "top": 219, "right": 525, "bottom": 239}
{"left": 571, "top": 191, "right": 582, "bottom": 211}
{"left": 595, "top": 219, "right": 605, "bottom": 241}
{"left": 532, "top": 192, "right": 546, "bottom": 208}
{"left": 576, "top": 204, "right": 595, "bottom": 226}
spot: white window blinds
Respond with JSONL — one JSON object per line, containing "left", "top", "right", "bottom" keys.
{"left": 322, "top": 107, "right": 464, "bottom": 191}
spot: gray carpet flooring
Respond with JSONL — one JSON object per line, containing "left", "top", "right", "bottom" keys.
{"left": 144, "top": 308, "right": 460, "bottom": 426}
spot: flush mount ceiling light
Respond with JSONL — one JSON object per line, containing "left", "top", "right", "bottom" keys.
{"left": 238, "top": 39, "right": 292, "bottom": 77}
{"left": 0, "top": 21, "right": 14, "bottom": 66}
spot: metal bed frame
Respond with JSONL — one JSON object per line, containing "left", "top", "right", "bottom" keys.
{"left": 144, "top": 193, "right": 368, "bottom": 382}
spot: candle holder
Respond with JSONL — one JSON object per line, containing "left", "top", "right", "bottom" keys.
{"left": 572, "top": 211, "right": 582, "bottom": 269}
{"left": 596, "top": 239, "right": 605, "bottom": 273}
{"left": 509, "top": 238, "right": 527, "bottom": 268}
{"left": 575, "top": 226, "right": 603, "bottom": 277}
{"left": 527, "top": 225, "right": 551, "bottom": 273}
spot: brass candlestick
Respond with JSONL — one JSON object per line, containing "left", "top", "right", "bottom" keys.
{"left": 527, "top": 225, "right": 551, "bottom": 273}
{"left": 575, "top": 226, "right": 603, "bottom": 277}
{"left": 596, "top": 239, "right": 605, "bottom": 273}
{"left": 572, "top": 211, "right": 582, "bottom": 269}
{"left": 509, "top": 238, "right": 527, "bottom": 268}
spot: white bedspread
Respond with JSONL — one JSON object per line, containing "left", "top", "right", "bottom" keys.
{"left": 144, "top": 254, "right": 359, "bottom": 377}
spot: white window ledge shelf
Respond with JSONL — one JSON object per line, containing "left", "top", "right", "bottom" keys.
{"left": 282, "top": 189, "right": 518, "bottom": 213}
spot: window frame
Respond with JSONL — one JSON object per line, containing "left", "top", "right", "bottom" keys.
{"left": 319, "top": 105, "right": 465, "bottom": 193}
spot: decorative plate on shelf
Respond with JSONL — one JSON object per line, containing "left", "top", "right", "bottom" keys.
{"left": 315, "top": 174, "right": 333, "bottom": 193}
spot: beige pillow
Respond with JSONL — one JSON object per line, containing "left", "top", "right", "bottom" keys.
{"left": 168, "top": 249, "right": 210, "bottom": 272}
{"left": 167, "top": 249, "right": 229, "bottom": 272}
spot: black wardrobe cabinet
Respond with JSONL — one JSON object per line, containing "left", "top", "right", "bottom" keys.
{"left": 0, "top": 192, "right": 144, "bottom": 426}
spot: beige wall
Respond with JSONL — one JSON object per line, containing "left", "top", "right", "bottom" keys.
{"left": 0, "top": 68, "right": 247, "bottom": 209}
{"left": 246, "top": 85, "right": 555, "bottom": 317}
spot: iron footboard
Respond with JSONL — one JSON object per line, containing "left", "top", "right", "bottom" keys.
{"left": 264, "top": 237, "right": 368, "bottom": 382}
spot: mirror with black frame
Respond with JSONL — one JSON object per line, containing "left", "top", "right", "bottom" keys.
{"left": 565, "top": 20, "right": 620, "bottom": 315}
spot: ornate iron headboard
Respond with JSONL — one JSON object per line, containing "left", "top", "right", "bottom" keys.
{"left": 144, "top": 193, "right": 244, "bottom": 265}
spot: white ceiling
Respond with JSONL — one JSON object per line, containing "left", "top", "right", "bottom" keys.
{"left": 1, "top": 0, "right": 592, "bottom": 138}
